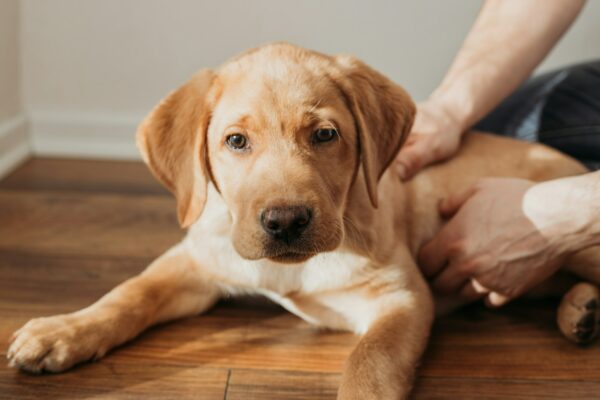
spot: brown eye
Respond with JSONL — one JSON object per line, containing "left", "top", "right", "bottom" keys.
{"left": 313, "top": 128, "right": 338, "bottom": 143}
{"left": 226, "top": 134, "right": 248, "bottom": 150}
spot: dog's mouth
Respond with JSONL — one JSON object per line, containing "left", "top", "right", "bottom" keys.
{"left": 261, "top": 238, "right": 320, "bottom": 264}
{"left": 267, "top": 251, "right": 315, "bottom": 264}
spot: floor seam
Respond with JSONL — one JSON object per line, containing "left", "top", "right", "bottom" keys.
{"left": 223, "top": 369, "right": 232, "bottom": 400}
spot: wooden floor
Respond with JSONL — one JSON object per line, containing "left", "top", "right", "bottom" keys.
{"left": 0, "top": 158, "right": 599, "bottom": 399}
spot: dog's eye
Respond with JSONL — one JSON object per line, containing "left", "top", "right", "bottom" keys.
{"left": 313, "top": 128, "right": 338, "bottom": 143}
{"left": 225, "top": 134, "right": 248, "bottom": 150}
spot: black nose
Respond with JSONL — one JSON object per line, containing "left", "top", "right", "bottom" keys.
{"left": 260, "top": 206, "right": 312, "bottom": 241}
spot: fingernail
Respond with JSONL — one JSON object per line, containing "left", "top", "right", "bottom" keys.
{"left": 471, "top": 279, "right": 490, "bottom": 294}
{"left": 488, "top": 292, "right": 509, "bottom": 307}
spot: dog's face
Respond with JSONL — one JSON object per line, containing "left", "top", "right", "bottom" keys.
{"left": 206, "top": 58, "right": 358, "bottom": 262}
{"left": 137, "top": 43, "right": 415, "bottom": 263}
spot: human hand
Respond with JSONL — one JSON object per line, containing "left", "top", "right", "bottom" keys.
{"left": 395, "top": 100, "right": 464, "bottom": 180}
{"left": 418, "top": 178, "right": 574, "bottom": 307}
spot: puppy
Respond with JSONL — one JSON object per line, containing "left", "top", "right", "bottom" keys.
{"left": 8, "top": 43, "right": 600, "bottom": 399}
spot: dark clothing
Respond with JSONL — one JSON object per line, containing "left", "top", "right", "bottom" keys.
{"left": 475, "top": 60, "right": 600, "bottom": 171}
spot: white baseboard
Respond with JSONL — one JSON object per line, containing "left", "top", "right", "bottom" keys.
{"left": 29, "top": 112, "right": 144, "bottom": 160}
{"left": 0, "top": 114, "right": 30, "bottom": 179}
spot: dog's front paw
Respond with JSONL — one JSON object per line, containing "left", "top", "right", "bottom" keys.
{"left": 7, "top": 314, "right": 109, "bottom": 373}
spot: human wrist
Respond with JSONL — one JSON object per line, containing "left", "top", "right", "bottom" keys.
{"left": 426, "top": 87, "right": 474, "bottom": 135}
{"left": 420, "top": 94, "right": 468, "bottom": 138}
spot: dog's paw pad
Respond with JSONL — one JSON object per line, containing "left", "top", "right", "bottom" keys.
{"left": 585, "top": 298, "right": 598, "bottom": 310}
{"left": 575, "top": 310, "right": 597, "bottom": 343}
{"left": 558, "top": 282, "right": 600, "bottom": 344}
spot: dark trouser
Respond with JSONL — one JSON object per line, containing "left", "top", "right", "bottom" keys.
{"left": 474, "top": 60, "right": 600, "bottom": 171}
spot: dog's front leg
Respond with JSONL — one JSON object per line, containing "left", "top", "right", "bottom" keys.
{"left": 337, "top": 282, "right": 433, "bottom": 400}
{"left": 8, "top": 244, "right": 219, "bottom": 373}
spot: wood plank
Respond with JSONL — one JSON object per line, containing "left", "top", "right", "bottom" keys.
{"left": 0, "top": 158, "right": 168, "bottom": 196}
{"left": 226, "top": 370, "right": 600, "bottom": 400}
{"left": 226, "top": 369, "right": 340, "bottom": 400}
{"left": 0, "top": 254, "right": 147, "bottom": 330}
{"left": 421, "top": 302, "right": 600, "bottom": 381}
{"left": 412, "top": 376, "right": 600, "bottom": 400}
{"left": 0, "top": 362, "right": 228, "bottom": 400}
{"left": 0, "top": 190, "right": 183, "bottom": 260}
{"left": 105, "top": 306, "right": 354, "bottom": 373}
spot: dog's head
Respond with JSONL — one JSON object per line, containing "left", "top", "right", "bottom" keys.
{"left": 137, "top": 43, "right": 414, "bottom": 263}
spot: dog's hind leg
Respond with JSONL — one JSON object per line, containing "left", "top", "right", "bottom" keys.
{"left": 7, "top": 244, "right": 220, "bottom": 373}
{"left": 558, "top": 246, "right": 600, "bottom": 343}
{"left": 558, "top": 282, "right": 600, "bottom": 344}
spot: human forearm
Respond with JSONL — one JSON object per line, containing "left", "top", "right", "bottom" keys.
{"left": 524, "top": 171, "right": 600, "bottom": 253}
{"left": 395, "top": 0, "right": 585, "bottom": 179}
{"left": 429, "top": 0, "right": 585, "bottom": 132}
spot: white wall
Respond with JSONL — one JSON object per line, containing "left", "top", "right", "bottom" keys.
{"left": 13, "top": 0, "right": 600, "bottom": 159}
{"left": 0, "top": 0, "right": 28, "bottom": 177}
{"left": 0, "top": 0, "right": 20, "bottom": 121}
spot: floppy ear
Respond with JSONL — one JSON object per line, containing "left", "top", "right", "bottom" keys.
{"left": 136, "top": 69, "right": 216, "bottom": 228}
{"left": 333, "top": 55, "right": 416, "bottom": 207}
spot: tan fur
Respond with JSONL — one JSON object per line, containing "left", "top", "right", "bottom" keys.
{"left": 8, "top": 43, "right": 600, "bottom": 399}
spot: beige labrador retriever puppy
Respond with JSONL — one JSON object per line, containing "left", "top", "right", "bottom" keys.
{"left": 8, "top": 43, "right": 600, "bottom": 399}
